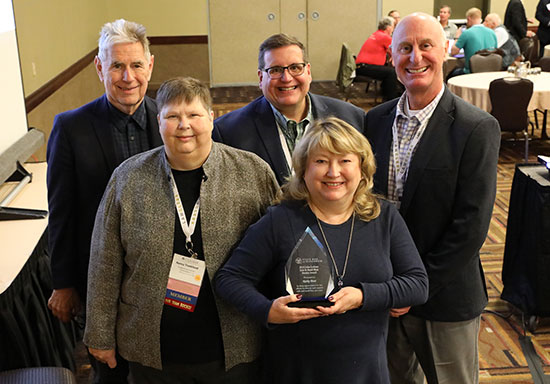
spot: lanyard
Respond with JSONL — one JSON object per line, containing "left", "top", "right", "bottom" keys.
{"left": 390, "top": 116, "right": 425, "bottom": 201}
{"left": 170, "top": 174, "right": 201, "bottom": 258}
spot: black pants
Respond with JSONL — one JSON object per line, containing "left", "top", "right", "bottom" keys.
{"left": 88, "top": 349, "right": 129, "bottom": 384}
{"left": 356, "top": 63, "right": 402, "bottom": 101}
{"left": 128, "top": 360, "right": 260, "bottom": 384}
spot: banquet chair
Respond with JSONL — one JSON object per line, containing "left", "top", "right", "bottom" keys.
{"left": 489, "top": 77, "right": 534, "bottom": 162}
{"left": 0, "top": 367, "right": 76, "bottom": 384}
{"left": 519, "top": 36, "right": 539, "bottom": 65}
{"left": 335, "top": 43, "right": 382, "bottom": 103}
{"left": 538, "top": 56, "right": 550, "bottom": 71}
{"left": 470, "top": 53, "right": 503, "bottom": 73}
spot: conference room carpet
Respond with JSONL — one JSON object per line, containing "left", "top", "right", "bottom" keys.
{"left": 73, "top": 82, "right": 550, "bottom": 383}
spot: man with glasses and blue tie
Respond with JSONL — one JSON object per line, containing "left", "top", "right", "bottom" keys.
{"left": 213, "top": 33, "right": 366, "bottom": 185}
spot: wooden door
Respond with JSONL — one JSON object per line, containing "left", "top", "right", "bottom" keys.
{"left": 209, "top": 0, "right": 377, "bottom": 85}
{"left": 209, "top": 0, "right": 280, "bottom": 85}
{"left": 307, "top": 0, "right": 376, "bottom": 81}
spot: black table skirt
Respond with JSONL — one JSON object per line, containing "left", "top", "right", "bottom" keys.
{"left": 501, "top": 164, "right": 550, "bottom": 316}
{"left": 0, "top": 230, "right": 76, "bottom": 371}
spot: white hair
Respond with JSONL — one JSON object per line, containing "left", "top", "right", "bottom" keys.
{"left": 98, "top": 19, "right": 151, "bottom": 63}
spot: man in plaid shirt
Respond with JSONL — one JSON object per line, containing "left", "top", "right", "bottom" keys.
{"left": 365, "top": 13, "right": 500, "bottom": 384}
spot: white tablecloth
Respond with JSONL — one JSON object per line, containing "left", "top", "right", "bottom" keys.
{"left": 447, "top": 71, "right": 550, "bottom": 112}
{"left": 0, "top": 162, "right": 48, "bottom": 294}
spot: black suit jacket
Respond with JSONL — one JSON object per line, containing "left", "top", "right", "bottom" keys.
{"left": 46, "top": 94, "right": 162, "bottom": 297}
{"left": 505, "top": 0, "right": 528, "bottom": 42}
{"left": 212, "top": 93, "right": 366, "bottom": 185}
{"left": 365, "top": 89, "right": 500, "bottom": 321}
{"left": 536, "top": 0, "right": 550, "bottom": 45}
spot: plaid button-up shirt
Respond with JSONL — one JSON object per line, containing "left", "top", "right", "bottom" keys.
{"left": 387, "top": 88, "right": 444, "bottom": 205}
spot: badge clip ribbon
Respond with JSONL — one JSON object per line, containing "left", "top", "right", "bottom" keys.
{"left": 165, "top": 175, "right": 204, "bottom": 312}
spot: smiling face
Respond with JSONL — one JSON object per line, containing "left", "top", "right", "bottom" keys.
{"left": 389, "top": 11, "right": 401, "bottom": 25}
{"left": 304, "top": 148, "right": 362, "bottom": 211}
{"left": 391, "top": 13, "right": 448, "bottom": 109}
{"left": 439, "top": 7, "right": 450, "bottom": 23}
{"left": 95, "top": 42, "right": 154, "bottom": 115}
{"left": 158, "top": 97, "right": 214, "bottom": 170}
{"left": 258, "top": 45, "right": 312, "bottom": 121}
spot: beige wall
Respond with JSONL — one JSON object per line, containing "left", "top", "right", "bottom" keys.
{"left": 106, "top": 0, "right": 208, "bottom": 36}
{"left": 383, "top": 0, "right": 434, "bottom": 19}
{"left": 27, "top": 64, "right": 105, "bottom": 161}
{"left": 13, "top": 0, "right": 107, "bottom": 95}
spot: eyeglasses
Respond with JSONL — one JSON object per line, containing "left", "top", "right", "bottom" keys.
{"left": 263, "top": 63, "right": 307, "bottom": 79}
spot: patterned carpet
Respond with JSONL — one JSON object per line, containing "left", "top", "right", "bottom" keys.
{"left": 75, "top": 82, "right": 550, "bottom": 383}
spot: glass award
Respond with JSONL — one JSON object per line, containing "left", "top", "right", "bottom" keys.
{"left": 285, "top": 227, "right": 335, "bottom": 307}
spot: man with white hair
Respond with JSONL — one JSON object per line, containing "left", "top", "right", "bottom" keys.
{"left": 484, "top": 13, "right": 522, "bottom": 67}
{"left": 47, "top": 19, "right": 161, "bottom": 383}
{"left": 365, "top": 12, "right": 500, "bottom": 384}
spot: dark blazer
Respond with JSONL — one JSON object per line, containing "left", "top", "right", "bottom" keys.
{"left": 365, "top": 88, "right": 501, "bottom": 322}
{"left": 536, "top": 0, "right": 550, "bottom": 46}
{"left": 505, "top": 0, "right": 528, "bottom": 42}
{"left": 46, "top": 94, "right": 162, "bottom": 298}
{"left": 212, "top": 93, "right": 366, "bottom": 185}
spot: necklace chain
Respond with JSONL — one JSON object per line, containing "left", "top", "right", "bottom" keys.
{"left": 316, "top": 212, "right": 355, "bottom": 288}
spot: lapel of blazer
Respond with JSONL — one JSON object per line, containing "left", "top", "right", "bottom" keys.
{"left": 400, "top": 88, "right": 455, "bottom": 215}
{"left": 91, "top": 94, "right": 119, "bottom": 173}
{"left": 372, "top": 102, "right": 398, "bottom": 196}
{"left": 253, "top": 97, "right": 289, "bottom": 184}
{"left": 143, "top": 96, "right": 163, "bottom": 148}
{"left": 310, "top": 93, "right": 327, "bottom": 118}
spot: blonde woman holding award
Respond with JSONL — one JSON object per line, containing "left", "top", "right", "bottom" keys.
{"left": 215, "top": 117, "right": 428, "bottom": 384}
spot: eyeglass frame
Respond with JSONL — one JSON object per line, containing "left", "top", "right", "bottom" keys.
{"left": 261, "top": 62, "right": 308, "bottom": 79}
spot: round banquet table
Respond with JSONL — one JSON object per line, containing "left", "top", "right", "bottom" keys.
{"left": 447, "top": 71, "right": 550, "bottom": 113}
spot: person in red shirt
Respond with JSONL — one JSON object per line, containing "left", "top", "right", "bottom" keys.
{"left": 356, "top": 16, "right": 401, "bottom": 102}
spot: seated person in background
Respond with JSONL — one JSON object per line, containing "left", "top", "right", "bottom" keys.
{"left": 356, "top": 16, "right": 401, "bottom": 101}
{"left": 215, "top": 116, "right": 428, "bottom": 384}
{"left": 388, "top": 9, "right": 401, "bottom": 26}
{"left": 484, "top": 13, "right": 522, "bottom": 68}
{"left": 84, "top": 77, "right": 279, "bottom": 383}
{"left": 439, "top": 5, "right": 458, "bottom": 39}
{"left": 450, "top": 7, "right": 497, "bottom": 76}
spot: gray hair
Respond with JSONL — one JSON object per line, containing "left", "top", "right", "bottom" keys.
{"left": 484, "top": 13, "right": 502, "bottom": 27}
{"left": 98, "top": 19, "right": 151, "bottom": 63}
{"left": 156, "top": 77, "right": 212, "bottom": 113}
{"left": 379, "top": 16, "right": 395, "bottom": 30}
{"left": 258, "top": 33, "right": 308, "bottom": 70}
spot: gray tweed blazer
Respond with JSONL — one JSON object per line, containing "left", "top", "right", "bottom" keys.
{"left": 83, "top": 142, "right": 279, "bottom": 370}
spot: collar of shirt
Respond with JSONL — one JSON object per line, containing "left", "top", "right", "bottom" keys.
{"left": 270, "top": 93, "right": 313, "bottom": 131}
{"left": 269, "top": 94, "right": 313, "bottom": 171}
{"left": 108, "top": 98, "right": 148, "bottom": 134}
{"left": 395, "top": 85, "right": 445, "bottom": 125}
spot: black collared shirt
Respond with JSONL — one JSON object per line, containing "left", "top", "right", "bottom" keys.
{"left": 108, "top": 99, "right": 150, "bottom": 163}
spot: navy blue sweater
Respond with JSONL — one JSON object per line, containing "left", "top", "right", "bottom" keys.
{"left": 215, "top": 200, "right": 428, "bottom": 384}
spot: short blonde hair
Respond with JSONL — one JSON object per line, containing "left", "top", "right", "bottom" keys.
{"left": 466, "top": 7, "right": 482, "bottom": 20}
{"left": 281, "top": 117, "right": 380, "bottom": 221}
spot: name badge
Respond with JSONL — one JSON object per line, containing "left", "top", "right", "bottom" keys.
{"left": 165, "top": 253, "right": 205, "bottom": 312}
